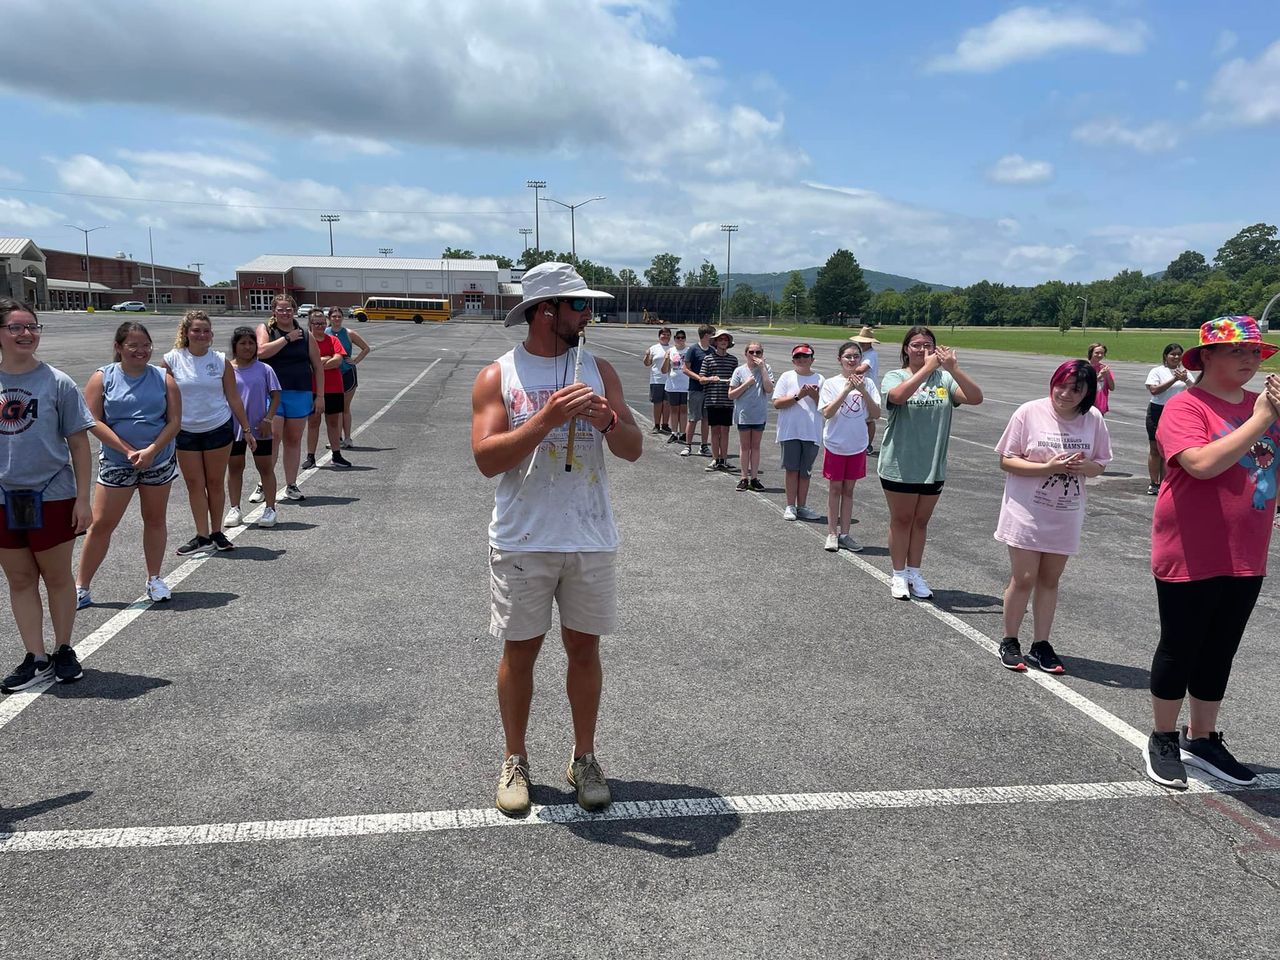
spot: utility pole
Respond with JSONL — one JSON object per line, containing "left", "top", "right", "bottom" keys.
{"left": 188, "top": 262, "right": 204, "bottom": 282}
{"left": 1076, "top": 295, "right": 1089, "bottom": 333}
{"left": 525, "top": 180, "right": 546, "bottom": 250}
{"left": 541, "top": 196, "right": 605, "bottom": 263}
{"left": 519, "top": 227, "right": 533, "bottom": 252}
{"left": 320, "top": 214, "right": 340, "bottom": 256}
{"left": 720, "top": 224, "right": 738, "bottom": 322}
{"left": 148, "top": 228, "right": 159, "bottom": 310}
{"left": 66, "top": 224, "right": 105, "bottom": 311}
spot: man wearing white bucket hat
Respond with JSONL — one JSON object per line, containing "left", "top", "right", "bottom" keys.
{"left": 471, "top": 261, "right": 642, "bottom": 816}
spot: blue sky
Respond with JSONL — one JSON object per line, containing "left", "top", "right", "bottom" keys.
{"left": 1, "top": 1, "right": 1277, "bottom": 287}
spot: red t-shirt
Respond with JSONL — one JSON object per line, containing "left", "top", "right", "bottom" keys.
{"left": 1152, "top": 387, "right": 1280, "bottom": 581}
{"left": 311, "top": 334, "right": 347, "bottom": 395}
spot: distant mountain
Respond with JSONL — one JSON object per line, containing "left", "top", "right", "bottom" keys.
{"left": 726, "top": 266, "right": 951, "bottom": 299}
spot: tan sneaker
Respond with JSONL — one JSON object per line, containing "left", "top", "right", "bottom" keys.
{"left": 566, "top": 753, "right": 612, "bottom": 811}
{"left": 496, "top": 754, "right": 531, "bottom": 816}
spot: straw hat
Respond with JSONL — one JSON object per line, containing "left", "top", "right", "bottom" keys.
{"left": 849, "top": 325, "right": 879, "bottom": 345}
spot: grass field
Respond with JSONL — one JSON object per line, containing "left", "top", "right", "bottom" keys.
{"left": 727, "top": 323, "right": 1280, "bottom": 369}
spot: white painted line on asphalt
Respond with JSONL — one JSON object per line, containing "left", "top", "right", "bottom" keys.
{"left": 0, "top": 357, "right": 444, "bottom": 734}
{"left": 3, "top": 774, "right": 1275, "bottom": 854}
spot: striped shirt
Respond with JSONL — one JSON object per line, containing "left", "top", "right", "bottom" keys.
{"left": 699, "top": 351, "right": 738, "bottom": 406}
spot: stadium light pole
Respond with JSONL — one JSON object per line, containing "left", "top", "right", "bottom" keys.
{"left": 791, "top": 294, "right": 798, "bottom": 324}
{"left": 541, "top": 195, "right": 605, "bottom": 263}
{"left": 518, "top": 227, "right": 533, "bottom": 252}
{"left": 379, "top": 248, "right": 393, "bottom": 257}
{"left": 320, "top": 214, "right": 340, "bottom": 256}
{"left": 1076, "top": 295, "right": 1089, "bottom": 332}
{"left": 66, "top": 224, "right": 105, "bottom": 310}
{"left": 720, "top": 224, "right": 738, "bottom": 322}
{"left": 525, "top": 180, "right": 546, "bottom": 250}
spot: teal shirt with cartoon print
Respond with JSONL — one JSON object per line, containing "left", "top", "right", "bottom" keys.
{"left": 877, "top": 368, "right": 961, "bottom": 485}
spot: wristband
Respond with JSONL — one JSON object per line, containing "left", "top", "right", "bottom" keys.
{"left": 601, "top": 410, "right": 619, "bottom": 434}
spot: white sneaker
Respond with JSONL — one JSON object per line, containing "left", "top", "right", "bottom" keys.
{"left": 257, "top": 507, "right": 278, "bottom": 527}
{"left": 795, "top": 505, "right": 820, "bottom": 520}
{"left": 146, "top": 576, "right": 172, "bottom": 602}
{"left": 75, "top": 586, "right": 92, "bottom": 610}
{"left": 906, "top": 570, "right": 933, "bottom": 599}
{"left": 890, "top": 574, "right": 910, "bottom": 600}
{"left": 248, "top": 484, "right": 265, "bottom": 504}
{"left": 783, "top": 505, "right": 797, "bottom": 521}
{"left": 340, "top": 436, "right": 353, "bottom": 449}
{"left": 224, "top": 505, "right": 243, "bottom": 527}
{"left": 838, "top": 533, "right": 863, "bottom": 553}
{"left": 824, "top": 533, "right": 839, "bottom": 552}
{"left": 679, "top": 446, "right": 692, "bottom": 457}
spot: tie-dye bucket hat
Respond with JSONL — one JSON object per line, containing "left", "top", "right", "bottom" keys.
{"left": 1181, "top": 315, "right": 1278, "bottom": 371}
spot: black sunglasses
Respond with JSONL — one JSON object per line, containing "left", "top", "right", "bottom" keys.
{"left": 793, "top": 353, "right": 814, "bottom": 360}
{"left": 556, "top": 297, "right": 589, "bottom": 312}
{"left": 747, "top": 349, "right": 763, "bottom": 356}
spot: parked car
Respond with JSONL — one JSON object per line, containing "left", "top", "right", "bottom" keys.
{"left": 295, "top": 303, "right": 318, "bottom": 318}
{"left": 111, "top": 301, "right": 147, "bottom": 312}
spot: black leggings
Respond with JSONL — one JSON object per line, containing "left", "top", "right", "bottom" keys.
{"left": 1150, "top": 576, "right": 1263, "bottom": 701}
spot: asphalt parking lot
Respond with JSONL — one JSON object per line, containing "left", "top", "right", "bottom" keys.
{"left": 1, "top": 313, "right": 1277, "bottom": 959}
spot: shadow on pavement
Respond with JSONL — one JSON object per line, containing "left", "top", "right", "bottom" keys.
{"left": 152, "top": 591, "right": 239, "bottom": 611}
{"left": 52, "top": 669, "right": 172, "bottom": 701}
{"left": 220, "top": 546, "right": 287, "bottom": 562}
{"left": 256, "top": 520, "right": 316, "bottom": 532}
{"left": 929, "top": 589, "right": 1002, "bottom": 614}
{"left": 298, "top": 495, "right": 360, "bottom": 507}
{"left": 1060, "top": 655, "right": 1150, "bottom": 690}
{"left": 555, "top": 780, "right": 741, "bottom": 859}
{"left": 0, "top": 790, "right": 93, "bottom": 831}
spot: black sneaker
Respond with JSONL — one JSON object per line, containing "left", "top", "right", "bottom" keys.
{"left": 1146, "top": 482, "right": 1160, "bottom": 495}
{"left": 1, "top": 653, "right": 53, "bottom": 693}
{"left": 736, "top": 477, "right": 749, "bottom": 491}
{"left": 705, "top": 459, "right": 721, "bottom": 472}
{"left": 1146, "top": 731, "right": 1187, "bottom": 789}
{"left": 209, "top": 531, "right": 235, "bottom": 552}
{"left": 331, "top": 451, "right": 352, "bottom": 467}
{"left": 999, "top": 637, "right": 1026, "bottom": 671}
{"left": 1179, "top": 728, "right": 1256, "bottom": 785}
{"left": 700, "top": 443, "right": 712, "bottom": 457}
{"left": 659, "top": 425, "right": 672, "bottom": 434}
{"left": 52, "top": 644, "right": 82, "bottom": 684}
{"left": 302, "top": 453, "right": 317, "bottom": 470}
{"left": 749, "top": 478, "right": 765, "bottom": 492}
{"left": 666, "top": 433, "right": 679, "bottom": 444}
{"left": 1026, "top": 640, "right": 1065, "bottom": 674}
{"left": 175, "top": 535, "right": 213, "bottom": 557}
{"left": 650, "top": 425, "right": 662, "bottom": 434}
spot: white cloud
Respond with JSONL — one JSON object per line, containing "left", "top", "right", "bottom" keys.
{"left": 1213, "top": 30, "right": 1238, "bottom": 58}
{"left": 1206, "top": 39, "right": 1280, "bottom": 126}
{"left": 309, "top": 134, "right": 399, "bottom": 158}
{"left": 1088, "top": 222, "right": 1240, "bottom": 271}
{"left": 927, "top": 6, "right": 1147, "bottom": 73}
{"left": 0, "top": 197, "right": 63, "bottom": 229}
{"left": 0, "top": 0, "right": 802, "bottom": 181}
{"left": 0, "top": 166, "right": 22, "bottom": 183}
{"left": 1002, "top": 244, "right": 1080, "bottom": 275}
{"left": 1072, "top": 119, "right": 1180, "bottom": 153}
{"left": 116, "top": 150, "right": 270, "bottom": 181}
{"left": 987, "top": 154, "right": 1054, "bottom": 185}
{"left": 1174, "top": 79, "right": 1190, "bottom": 93}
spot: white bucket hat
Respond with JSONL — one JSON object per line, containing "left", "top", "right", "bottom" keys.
{"left": 504, "top": 262, "right": 614, "bottom": 327}
{"left": 709, "top": 328, "right": 735, "bottom": 348}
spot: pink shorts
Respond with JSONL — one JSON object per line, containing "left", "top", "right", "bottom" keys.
{"left": 822, "top": 449, "right": 867, "bottom": 483}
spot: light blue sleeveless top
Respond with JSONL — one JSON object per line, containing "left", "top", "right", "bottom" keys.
{"left": 99, "top": 363, "right": 174, "bottom": 466}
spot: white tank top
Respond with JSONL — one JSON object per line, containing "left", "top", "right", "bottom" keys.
{"left": 487, "top": 344, "right": 618, "bottom": 552}
{"left": 164, "top": 348, "right": 231, "bottom": 432}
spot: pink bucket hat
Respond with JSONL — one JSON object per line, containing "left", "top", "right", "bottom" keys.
{"left": 1181, "top": 316, "right": 1278, "bottom": 371}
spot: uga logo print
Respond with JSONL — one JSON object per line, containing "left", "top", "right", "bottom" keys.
{"left": 0, "top": 388, "right": 39, "bottom": 435}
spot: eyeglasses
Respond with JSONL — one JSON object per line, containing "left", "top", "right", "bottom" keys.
{"left": 188, "top": 329, "right": 212, "bottom": 337}
{"left": 3, "top": 323, "right": 43, "bottom": 334}
{"left": 122, "top": 342, "right": 153, "bottom": 352}
{"left": 558, "top": 298, "right": 589, "bottom": 312}
{"left": 747, "top": 349, "right": 764, "bottom": 356}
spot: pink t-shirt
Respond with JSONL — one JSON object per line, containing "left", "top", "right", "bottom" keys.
{"left": 1152, "top": 388, "right": 1280, "bottom": 581}
{"left": 994, "top": 397, "right": 1113, "bottom": 556}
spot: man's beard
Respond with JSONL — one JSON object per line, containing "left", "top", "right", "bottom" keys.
{"left": 557, "top": 326, "right": 582, "bottom": 348}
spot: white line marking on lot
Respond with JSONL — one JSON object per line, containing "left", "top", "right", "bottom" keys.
{"left": 3, "top": 774, "right": 1274, "bottom": 854}
{"left": 0, "top": 357, "right": 443, "bottom": 734}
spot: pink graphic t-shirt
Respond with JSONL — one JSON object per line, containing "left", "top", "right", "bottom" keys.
{"left": 1153, "top": 388, "right": 1280, "bottom": 581}
{"left": 994, "top": 397, "right": 1113, "bottom": 556}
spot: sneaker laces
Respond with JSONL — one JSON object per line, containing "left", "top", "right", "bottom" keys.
{"left": 576, "top": 754, "right": 605, "bottom": 784}
{"left": 501, "top": 757, "right": 529, "bottom": 787}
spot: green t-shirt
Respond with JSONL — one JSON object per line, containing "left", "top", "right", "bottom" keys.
{"left": 877, "top": 367, "right": 961, "bottom": 484}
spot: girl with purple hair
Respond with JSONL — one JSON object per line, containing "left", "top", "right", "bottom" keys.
{"left": 994, "top": 360, "right": 1112, "bottom": 673}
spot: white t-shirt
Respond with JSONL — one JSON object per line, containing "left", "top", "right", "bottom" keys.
{"left": 646, "top": 343, "right": 668, "bottom": 384}
{"left": 666, "top": 347, "right": 690, "bottom": 392}
{"left": 819, "top": 376, "right": 882, "bottom": 455}
{"left": 863, "top": 348, "right": 880, "bottom": 388}
{"left": 774, "top": 370, "right": 825, "bottom": 443}
{"left": 1145, "top": 365, "right": 1192, "bottom": 407}
{"left": 164, "top": 347, "right": 230, "bottom": 432}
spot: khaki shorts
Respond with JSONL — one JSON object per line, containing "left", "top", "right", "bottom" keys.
{"left": 489, "top": 548, "right": 618, "bottom": 642}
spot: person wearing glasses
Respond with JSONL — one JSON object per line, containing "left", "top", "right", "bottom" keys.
{"left": 819, "top": 340, "right": 880, "bottom": 552}
{"left": 661, "top": 330, "right": 689, "bottom": 446}
{"left": 76, "top": 321, "right": 181, "bottom": 609}
{"left": 0, "top": 299, "right": 95, "bottom": 692}
{"left": 162, "top": 311, "right": 256, "bottom": 556}
{"left": 471, "top": 262, "right": 641, "bottom": 817}
{"left": 302, "top": 308, "right": 352, "bottom": 469}
{"left": 255, "top": 295, "right": 325, "bottom": 503}
{"left": 878, "top": 326, "right": 983, "bottom": 600}
{"left": 772, "top": 344, "right": 825, "bottom": 521}
{"left": 728, "top": 341, "right": 773, "bottom": 490}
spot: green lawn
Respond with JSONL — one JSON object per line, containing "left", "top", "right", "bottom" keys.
{"left": 733, "top": 323, "right": 1280, "bottom": 369}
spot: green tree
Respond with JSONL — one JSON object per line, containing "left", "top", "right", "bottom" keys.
{"left": 684, "top": 259, "right": 720, "bottom": 288}
{"left": 940, "top": 291, "right": 969, "bottom": 331}
{"left": 728, "top": 283, "right": 770, "bottom": 318}
{"left": 1214, "top": 223, "right": 1280, "bottom": 279}
{"left": 618, "top": 268, "right": 641, "bottom": 287}
{"left": 576, "top": 260, "right": 618, "bottom": 287}
{"left": 211, "top": 280, "right": 233, "bottom": 288}
{"left": 1164, "top": 250, "right": 1209, "bottom": 282}
{"left": 517, "top": 248, "right": 574, "bottom": 269}
{"left": 644, "top": 252, "right": 682, "bottom": 287}
{"left": 779, "top": 270, "right": 809, "bottom": 318}
{"left": 478, "top": 252, "right": 515, "bottom": 269}
{"left": 811, "top": 249, "right": 871, "bottom": 321}
{"left": 441, "top": 247, "right": 476, "bottom": 259}
{"left": 866, "top": 289, "right": 905, "bottom": 326}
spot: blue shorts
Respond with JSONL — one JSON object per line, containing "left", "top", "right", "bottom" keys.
{"left": 278, "top": 389, "right": 314, "bottom": 419}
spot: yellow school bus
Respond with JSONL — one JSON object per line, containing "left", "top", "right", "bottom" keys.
{"left": 354, "top": 297, "right": 450, "bottom": 323}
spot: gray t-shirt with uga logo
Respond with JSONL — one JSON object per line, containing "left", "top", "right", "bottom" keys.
{"left": 0, "top": 362, "right": 95, "bottom": 501}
